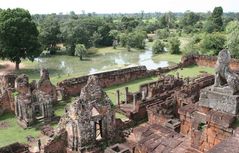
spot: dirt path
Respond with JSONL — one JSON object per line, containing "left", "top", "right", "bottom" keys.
{"left": 0, "top": 61, "right": 25, "bottom": 75}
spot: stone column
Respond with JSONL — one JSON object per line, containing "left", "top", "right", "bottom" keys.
{"left": 116, "top": 90, "right": 120, "bottom": 107}
{"left": 18, "top": 102, "right": 22, "bottom": 119}
{"left": 186, "top": 77, "right": 190, "bottom": 85}
{"left": 125, "top": 87, "right": 128, "bottom": 103}
{"left": 142, "top": 90, "right": 146, "bottom": 100}
{"left": 42, "top": 104, "right": 45, "bottom": 118}
{"left": 133, "top": 94, "right": 136, "bottom": 111}
{"left": 45, "top": 103, "right": 48, "bottom": 118}
{"left": 176, "top": 72, "right": 179, "bottom": 79}
{"left": 15, "top": 100, "right": 18, "bottom": 116}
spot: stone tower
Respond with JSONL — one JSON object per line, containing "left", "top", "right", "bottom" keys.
{"left": 15, "top": 69, "right": 55, "bottom": 128}
{"left": 58, "top": 75, "right": 115, "bottom": 152}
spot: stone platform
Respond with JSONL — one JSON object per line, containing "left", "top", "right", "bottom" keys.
{"left": 199, "top": 86, "right": 239, "bottom": 115}
{"left": 128, "top": 123, "right": 201, "bottom": 153}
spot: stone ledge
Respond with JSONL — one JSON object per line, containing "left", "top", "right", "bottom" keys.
{"left": 199, "top": 86, "right": 239, "bottom": 115}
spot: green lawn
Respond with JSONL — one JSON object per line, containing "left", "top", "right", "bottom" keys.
{"left": 167, "top": 65, "right": 214, "bottom": 77}
{"left": 152, "top": 53, "right": 182, "bottom": 63}
{"left": 115, "top": 112, "right": 128, "bottom": 121}
{"left": 104, "top": 76, "right": 158, "bottom": 105}
{"left": 0, "top": 113, "right": 40, "bottom": 147}
{"left": 0, "top": 99, "right": 72, "bottom": 147}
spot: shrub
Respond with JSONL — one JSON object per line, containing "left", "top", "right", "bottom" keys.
{"left": 168, "top": 37, "right": 181, "bottom": 54}
{"left": 152, "top": 40, "right": 165, "bottom": 54}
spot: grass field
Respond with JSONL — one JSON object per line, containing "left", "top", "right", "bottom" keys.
{"left": 168, "top": 65, "right": 214, "bottom": 78}
{"left": 152, "top": 52, "right": 181, "bottom": 64}
{"left": 0, "top": 113, "right": 40, "bottom": 147}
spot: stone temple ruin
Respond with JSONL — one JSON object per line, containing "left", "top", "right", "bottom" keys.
{"left": 0, "top": 73, "right": 16, "bottom": 115}
{"left": 0, "top": 68, "right": 57, "bottom": 128}
{"left": 111, "top": 49, "right": 239, "bottom": 153}
{"left": 2, "top": 49, "right": 239, "bottom": 153}
{"left": 56, "top": 75, "right": 116, "bottom": 152}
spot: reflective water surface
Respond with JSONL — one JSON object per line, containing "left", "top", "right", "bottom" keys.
{"left": 35, "top": 48, "right": 176, "bottom": 77}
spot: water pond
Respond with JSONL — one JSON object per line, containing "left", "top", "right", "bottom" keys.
{"left": 31, "top": 47, "right": 178, "bottom": 79}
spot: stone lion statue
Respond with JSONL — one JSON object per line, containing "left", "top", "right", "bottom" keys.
{"left": 214, "top": 49, "right": 239, "bottom": 94}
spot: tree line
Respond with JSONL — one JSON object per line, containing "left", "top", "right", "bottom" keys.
{"left": 0, "top": 7, "right": 239, "bottom": 70}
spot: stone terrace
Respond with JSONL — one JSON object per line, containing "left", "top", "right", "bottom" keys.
{"left": 128, "top": 123, "right": 201, "bottom": 153}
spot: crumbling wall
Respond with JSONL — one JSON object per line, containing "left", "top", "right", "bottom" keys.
{"left": 145, "top": 74, "right": 213, "bottom": 125}
{"left": 117, "top": 75, "right": 184, "bottom": 122}
{"left": 57, "top": 64, "right": 187, "bottom": 98}
{"left": 0, "top": 89, "right": 14, "bottom": 114}
{"left": 207, "top": 128, "right": 239, "bottom": 153}
{"left": 42, "top": 131, "right": 67, "bottom": 153}
{"left": 37, "top": 69, "right": 57, "bottom": 103}
{"left": 182, "top": 55, "right": 239, "bottom": 71}
{"left": 57, "top": 66, "right": 151, "bottom": 97}
{"left": 175, "top": 74, "right": 214, "bottom": 107}
{"left": 0, "top": 142, "right": 29, "bottom": 153}
{"left": 0, "top": 74, "right": 17, "bottom": 89}
{"left": 0, "top": 74, "right": 17, "bottom": 115}
{"left": 179, "top": 103, "right": 234, "bottom": 152}
{"left": 147, "top": 98, "right": 177, "bottom": 125}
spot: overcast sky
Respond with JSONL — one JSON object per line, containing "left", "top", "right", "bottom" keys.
{"left": 0, "top": 0, "right": 238, "bottom": 14}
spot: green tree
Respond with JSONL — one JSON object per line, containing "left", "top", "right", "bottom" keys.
{"left": 91, "top": 32, "right": 102, "bottom": 47}
{"left": 74, "top": 44, "right": 87, "bottom": 60}
{"left": 183, "top": 35, "right": 201, "bottom": 55}
{"left": 62, "top": 19, "right": 90, "bottom": 55}
{"left": 144, "top": 21, "right": 160, "bottom": 33}
{"left": 155, "top": 28, "right": 170, "bottom": 39}
{"left": 159, "top": 12, "right": 176, "bottom": 28}
{"left": 109, "top": 30, "right": 119, "bottom": 49}
{"left": 127, "top": 30, "right": 146, "bottom": 49}
{"left": 119, "top": 33, "right": 128, "bottom": 47}
{"left": 168, "top": 37, "right": 181, "bottom": 54}
{"left": 152, "top": 40, "right": 165, "bottom": 54}
{"left": 97, "top": 23, "right": 113, "bottom": 46}
{"left": 109, "top": 30, "right": 119, "bottom": 40}
{"left": 212, "top": 7, "right": 223, "bottom": 28}
{"left": 0, "top": 8, "right": 41, "bottom": 70}
{"left": 200, "top": 33, "right": 225, "bottom": 55}
{"left": 39, "top": 15, "right": 61, "bottom": 54}
{"left": 119, "top": 16, "right": 139, "bottom": 31}
{"left": 180, "top": 11, "right": 200, "bottom": 27}
{"left": 204, "top": 7, "right": 223, "bottom": 33}
{"left": 226, "top": 21, "right": 239, "bottom": 57}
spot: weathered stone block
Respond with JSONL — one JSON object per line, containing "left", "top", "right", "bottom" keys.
{"left": 199, "top": 86, "right": 239, "bottom": 115}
